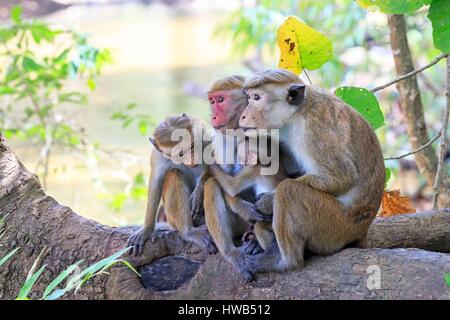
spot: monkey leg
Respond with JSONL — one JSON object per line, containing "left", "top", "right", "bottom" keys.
{"left": 204, "top": 177, "right": 254, "bottom": 281}
{"left": 254, "top": 179, "right": 365, "bottom": 272}
{"left": 254, "top": 222, "right": 274, "bottom": 251}
{"left": 162, "top": 169, "right": 217, "bottom": 254}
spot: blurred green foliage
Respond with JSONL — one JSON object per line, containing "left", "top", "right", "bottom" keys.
{"left": 0, "top": 6, "right": 112, "bottom": 185}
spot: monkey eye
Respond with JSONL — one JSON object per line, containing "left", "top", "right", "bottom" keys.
{"left": 253, "top": 94, "right": 261, "bottom": 101}
{"left": 209, "top": 99, "right": 215, "bottom": 105}
{"left": 217, "top": 96, "right": 224, "bottom": 103}
{"left": 179, "top": 150, "right": 184, "bottom": 157}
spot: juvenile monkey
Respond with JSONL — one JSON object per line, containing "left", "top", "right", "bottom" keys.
{"left": 128, "top": 114, "right": 217, "bottom": 256}
{"left": 239, "top": 69, "right": 385, "bottom": 273}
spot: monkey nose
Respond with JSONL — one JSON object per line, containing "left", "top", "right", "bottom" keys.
{"left": 213, "top": 116, "right": 217, "bottom": 120}
{"left": 241, "top": 115, "right": 246, "bottom": 119}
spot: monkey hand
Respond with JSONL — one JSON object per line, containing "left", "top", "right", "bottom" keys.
{"left": 255, "top": 192, "right": 274, "bottom": 215}
{"left": 127, "top": 227, "right": 152, "bottom": 256}
{"left": 237, "top": 201, "right": 272, "bottom": 223}
{"left": 190, "top": 184, "right": 204, "bottom": 220}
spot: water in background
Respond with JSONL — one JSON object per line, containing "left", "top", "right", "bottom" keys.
{"left": 8, "top": 1, "right": 249, "bottom": 226}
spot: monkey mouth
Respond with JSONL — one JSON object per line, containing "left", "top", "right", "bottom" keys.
{"left": 213, "top": 124, "right": 226, "bottom": 130}
{"left": 240, "top": 126, "right": 257, "bottom": 132}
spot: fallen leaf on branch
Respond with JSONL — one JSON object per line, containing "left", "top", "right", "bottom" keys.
{"left": 379, "top": 190, "right": 416, "bottom": 217}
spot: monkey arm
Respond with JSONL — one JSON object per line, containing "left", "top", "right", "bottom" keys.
{"left": 143, "top": 154, "right": 168, "bottom": 232}
{"left": 190, "top": 168, "right": 211, "bottom": 216}
{"left": 295, "top": 172, "right": 355, "bottom": 196}
{"left": 210, "top": 164, "right": 255, "bottom": 197}
{"left": 224, "top": 193, "right": 273, "bottom": 223}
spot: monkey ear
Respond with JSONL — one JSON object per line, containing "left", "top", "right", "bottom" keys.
{"left": 286, "top": 84, "right": 306, "bottom": 106}
{"left": 149, "top": 137, "right": 162, "bottom": 152}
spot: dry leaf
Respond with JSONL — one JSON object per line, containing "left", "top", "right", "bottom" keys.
{"left": 379, "top": 190, "right": 416, "bottom": 217}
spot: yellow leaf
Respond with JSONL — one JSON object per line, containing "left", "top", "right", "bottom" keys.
{"left": 277, "top": 16, "right": 333, "bottom": 75}
{"left": 379, "top": 190, "right": 416, "bottom": 218}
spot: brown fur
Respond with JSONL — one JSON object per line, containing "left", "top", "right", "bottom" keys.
{"left": 204, "top": 77, "right": 281, "bottom": 281}
{"left": 240, "top": 69, "right": 385, "bottom": 272}
{"left": 128, "top": 114, "right": 217, "bottom": 256}
{"left": 208, "top": 75, "right": 246, "bottom": 93}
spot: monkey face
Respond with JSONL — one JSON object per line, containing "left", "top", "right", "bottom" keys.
{"left": 240, "top": 84, "right": 306, "bottom": 130}
{"left": 160, "top": 141, "right": 198, "bottom": 167}
{"left": 208, "top": 89, "right": 247, "bottom": 134}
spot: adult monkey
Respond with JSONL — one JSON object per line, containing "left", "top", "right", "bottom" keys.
{"left": 239, "top": 69, "right": 385, "bottom": 273}
{"left": 204, "top": 75, "right": 271, "bottom": 281}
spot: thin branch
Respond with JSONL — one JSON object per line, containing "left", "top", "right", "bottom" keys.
{"left": 303, "top": 70, "right": 313, "bottom": 85}
{"left": 371, "top": 52, "right": 448, "bottom": 93}
{"left": 432, "top": 56, "right": 450, "bottom": 209}
{"left": 384, "top": 132, "right": 441, "bottom": 160}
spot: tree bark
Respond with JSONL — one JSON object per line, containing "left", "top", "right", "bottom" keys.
{"left": 1, "top": 133, "right": 449, "bottom": 300}
{"left": 387, "top": 14, "right": 449, "bottom": 208}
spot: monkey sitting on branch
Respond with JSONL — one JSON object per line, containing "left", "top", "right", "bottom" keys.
{"left": 239, "top": 68, "right": 385, "bottom": 275}
{"left": 127, "top": 114, "right": 217, "bottom": 256}
{"left": 204, "top": 75, "right": 299, "bottom": 281}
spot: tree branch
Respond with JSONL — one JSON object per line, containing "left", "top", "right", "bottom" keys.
{"left": 384, "top": 132, "right": 441, "bottom": 160}
{"left": 371, "top": 52, "right": 448, "bottom": 93}
{"left": 432, "top": 56, "right": 450, "bottom": 209}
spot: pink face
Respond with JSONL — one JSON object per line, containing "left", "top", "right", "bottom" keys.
{"left": 208, "top": 90, "right": 233, "bottom": 130}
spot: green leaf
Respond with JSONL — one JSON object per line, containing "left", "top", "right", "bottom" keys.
{"left": 23, "top": 57, "right": 43, "bottom": 72}
{"left": 0, "top": 87, "right": 16, "bottom": 95}
{"left": 109, "top": 193, "right": 127, "bottom": 211}
{"left": 385, "top": 168, "right": 392, "bottom": 189}
{"left": 66, "top": 247, "right": 132, "bottom": 290}
{"left": 87, "top": 78, "right": 96, "bottom": 91}
{"left": 0, "top": 247, "right": 20, "bottom": 267}
{"left": 44, "top": 288, "right": 67, "bottom": 301}
{"left": 138, "top": 119, "right": 148, "bottom": 135}
{"left": 428, "top": 0, "right": 450, "bottom": 53}
{"left": 445, "top": 273, "right": 450, "bottom": 287}
{"left": 11, "top": 6, "right": 22, "bottom": 24}
{"left": 277, "top": 16, "right": 333, "bottom": 75}
{"left": 0, "top": 28, "right": 16, "bottom": 43}
{"left": 17, "top": 265, "right": 46, "bottom": 299}
{"left": 42, "top": 260, "right": 83, "bottom": 299}
{"left": 356, "top": 0, "right": 428, "bottom": 13}
{"left": 29, "top": 23, "right": 57, "bottom": 44}
{"left": 334, "top": 86, "right": 385, "bottom": 129}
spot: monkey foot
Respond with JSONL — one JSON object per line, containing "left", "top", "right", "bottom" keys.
{"left": 185, "top": 226, "right": 218, "bottom": 255}
{"left": 245, "top": 240, "right": 283, "bottom": 274}
{"left": 242, "top": 232, "right": 264, "bottom": 255}
{"left": 227, "top": 249, "right": 254, "bottom": 282}
{"left": 127, "top": 227, "right": 152, "bottom": 256}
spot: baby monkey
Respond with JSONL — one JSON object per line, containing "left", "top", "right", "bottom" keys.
{"left": 128, "top": 113, "right": 217, "bottom": 255}
{"left": 210, "top": 132, "right": 294, "bottom": 255}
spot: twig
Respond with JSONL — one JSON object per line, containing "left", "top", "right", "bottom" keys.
{"left": 26, "top": 245, "right": 48, "bottom": 281}
{"left": 303, "top": 70, "right": 313, "bottom": 85}
{"left": 432, "top": 56, "right": 450, "bottom": 209}
{"left": 371, "top": 52, "right": 448, "bottom": 93}
{"left": 384, "top": 132, "right": 441, "bottom": 160}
